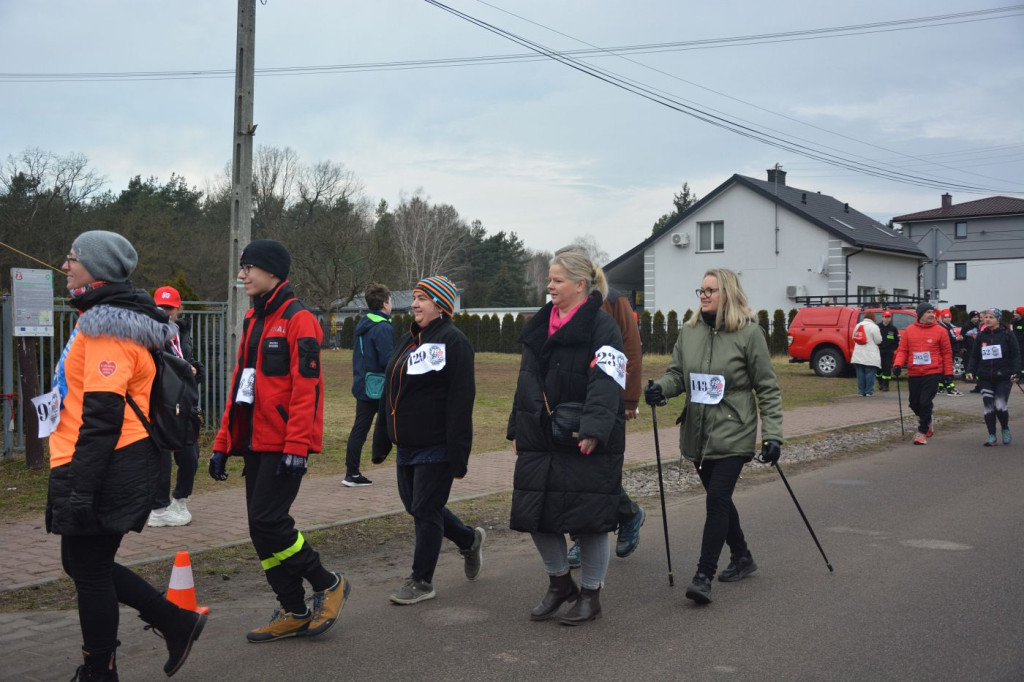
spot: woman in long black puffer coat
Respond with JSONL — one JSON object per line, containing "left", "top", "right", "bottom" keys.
{"left": 508, "top": 249, "right": 626, "bottom": 626}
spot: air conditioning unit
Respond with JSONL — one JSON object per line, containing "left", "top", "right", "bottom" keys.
{"left": 671, "top": 233, "right": 690, "bottom": 248}
{"left": 786, "top": 285, "right": 807, "bottom": 298}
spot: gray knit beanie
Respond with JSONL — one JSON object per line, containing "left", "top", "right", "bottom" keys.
{"left": 915, "top": 302, "right": 935, "bottom": 319}
{"left": 71, "top": 231, "right": 138, "bottom": 283}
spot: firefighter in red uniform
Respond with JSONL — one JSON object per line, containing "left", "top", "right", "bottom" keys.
{"left": 209, "top": 239, "right": 350, "bottom": 643}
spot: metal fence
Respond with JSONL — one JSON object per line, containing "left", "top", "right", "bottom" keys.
{"left": 1, "top": 296, "right": 228, "bottom": 458}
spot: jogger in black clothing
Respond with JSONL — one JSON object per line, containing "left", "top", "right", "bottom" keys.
{"left": 966, "top": 308, "right": 1021, "bottom": 446}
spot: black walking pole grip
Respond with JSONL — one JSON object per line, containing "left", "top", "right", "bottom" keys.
{"left": 648, "top": 379, "right": 675, "bottom": 587}
{"left": 895, "top": 375, "right": 905, "bottom": 437}
{"left": 773, "top": 461, "right": 834, "bottom": 572}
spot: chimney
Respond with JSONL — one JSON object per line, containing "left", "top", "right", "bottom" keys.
{"left": 767, "top": 168, "right": 787, "bottom": 186}
{"left": 844, "top": 202, "right": 849, "bottom": 213}
{"left": 801, "top": 192, "right": 807, "bottom": 204}
{"left": 941, "top": 193, "right": 952, "bottom": 210}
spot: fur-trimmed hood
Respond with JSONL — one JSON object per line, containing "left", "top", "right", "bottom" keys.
{"left": 73, "top": 282, "right": 176, "bottom": 351}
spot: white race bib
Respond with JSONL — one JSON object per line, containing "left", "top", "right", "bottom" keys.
{"left": 31, "top": 388, "right": 62, "bottom": 438}
{"left": 981, "top": 344, "right": 1003, "bottom": 360}
{"left": 235, "top": 367, "right": 256, "bottom": 404}
{"left": 690, "top": 373, "right": 726, "bottom": 405}
{"left": 912, "top": 351, "right": 932, "bottom": 365}
{"left": 593, "top": 345, "right": 627, "bottom": 389}
{"left": 407, "top": 343, "right": 447, "bottom": 375}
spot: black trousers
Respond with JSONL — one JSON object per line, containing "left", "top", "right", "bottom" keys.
{"left": 243, "top": 452, "right": 334, "bottom": 613}
{"left": 979, "top": 379, "right": 1012, "bottom": 434}
{"left": 908, "top": 374, "right": 941, "bottom": 435}
{"left": 396, "top": 462, "right": 475, "bottom": 584}
{"left": 617, "top": 486, "right": 640, "bottom": 525}
{"left": 345, "top": 398, "right": 379, "bottom": 474}
{"left": 61, "top": 533, "right": 179, "bottom": 657}
{"left": 878, "top": 351, "right": 895, "bottom": 383}
{"left": 695, "top": 456, "right": 749, "bottom": 577}
{"left": 154, "top": 441, "right": 199, "bottom": 508}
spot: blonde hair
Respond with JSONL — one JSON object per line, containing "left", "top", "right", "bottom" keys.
{"left": 551, "top": 247, "right": 608, "bottom": 299}
{"left": 686, "top": 268, "right": 754, "bottom": 332}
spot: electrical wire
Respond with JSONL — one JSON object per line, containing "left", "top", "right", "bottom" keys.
{"left": 422, "top": 0, "right": 1021, "bottom": 194}
{"left": 1, "top": 5, "right": 1021, "bottom": 82}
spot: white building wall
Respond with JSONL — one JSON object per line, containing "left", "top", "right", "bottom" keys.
{"left": 644, "top": 183, "right": 919, "bottom": 315}
{"left": 937, "top": 259, "right": 1021, "bottom": 311}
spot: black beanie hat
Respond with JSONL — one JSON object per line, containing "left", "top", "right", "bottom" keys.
{"left": 916, "top": 302, "right": 935, "bottom": 319}
{"left": 240, "top": 239, "right": 290, "bottom": 280}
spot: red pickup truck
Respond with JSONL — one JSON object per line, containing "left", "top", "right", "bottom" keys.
{"left": 787, "top": 307, "right": 918, "bottom": 377}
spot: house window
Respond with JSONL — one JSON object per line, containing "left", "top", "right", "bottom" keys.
{"left": 954, "top": 263, "right": 967, "bottom": 280}
{"left": 954, "top": 222, "right": 967, "bottom": 239}
{"left": 857, "top": 286, "right": 876, "bottom": 305}
{"left": 697, "top": 221, "right": 724, "bottom": 252}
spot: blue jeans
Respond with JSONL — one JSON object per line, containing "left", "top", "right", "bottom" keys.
{"left": 856, "top": 365, "right": 877, "bottom": 395}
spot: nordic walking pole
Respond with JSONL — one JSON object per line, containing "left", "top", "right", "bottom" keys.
{"left": 895, "top": 374, "right": 905, "bottom": 437}
{"left": 762, "top": 457, "right": 834, "bottom": 572}
{"left": 647, "top": 379, "right": 675, "bottom": 587}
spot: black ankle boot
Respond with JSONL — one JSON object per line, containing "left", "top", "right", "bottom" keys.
{"left": 685, "top": 572, "right": 713, "bottom": 604}
{"left": 530, "top": 573, "right": 579, "bottom": 621}
{"left": 559, "top": 586, "right": 601, "bottom": 625}
{"left": 141, "top": 605, "right": 207, "bottom": 677}
{"left": 72, "top": 649, "right": 119, "bottom": 681}
{"left": 718, "top": 552, "right": 758, "bottom": 583}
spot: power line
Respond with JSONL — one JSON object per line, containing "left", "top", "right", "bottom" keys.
{"left": 469, "top": 0, "right": 1023, "bottom": 189}
{"left": 2, "top": 5, "right": 1022, "bottom": 82}
{"left": 421, "top": 0, "right": 1021, "bottom": 195}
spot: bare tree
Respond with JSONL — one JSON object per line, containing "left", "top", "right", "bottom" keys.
{"left": 252, "top": 145, "right": 299, "bottom": 237}
{"left": 392, "top": 192, "right": 470, "bottom": 287}
{"left": 560, "top": 233, "right": 609, "bottom": 266}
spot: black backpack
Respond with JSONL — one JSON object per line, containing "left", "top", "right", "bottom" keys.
{"left": 126, "top": 350, "right": 202, "bottom": 452}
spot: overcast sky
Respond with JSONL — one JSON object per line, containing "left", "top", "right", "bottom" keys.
{"left": 2, "top": 0, "right": 1022, "bottom": 261}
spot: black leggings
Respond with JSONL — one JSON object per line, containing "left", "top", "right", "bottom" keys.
{"left": 695, "top": 456, "right": 749, "bottom": 577}
{"left": 978, "top": 379, "right": 1012, "bottom": 434}
{"left": 61, "top": 534, "right": 178, "bottom": 657}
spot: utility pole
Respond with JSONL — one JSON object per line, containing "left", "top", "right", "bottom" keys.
{"left": 227, "top": 0, "right": 256, "bottom": 378}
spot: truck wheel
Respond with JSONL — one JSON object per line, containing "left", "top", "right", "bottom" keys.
{"left": 953, "top": 355, "right": 965, "bottom": 379}
{"left": 812, "top": 348, "right": 844, "bottom": 378}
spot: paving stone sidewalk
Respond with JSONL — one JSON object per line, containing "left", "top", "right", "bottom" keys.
{"left": 0, "top": 389, "right": 973, "bottom": 593}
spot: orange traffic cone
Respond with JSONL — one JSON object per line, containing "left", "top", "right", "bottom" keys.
{"left": 166, "top": 550, "right": 210, "bottom": 615}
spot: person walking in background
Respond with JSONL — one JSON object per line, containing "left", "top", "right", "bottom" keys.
{"left": 876, "top": 311, "right": 900, "bottom": 392}
{"left": 371, "top": 275, "right": 485, "bottom": 605}
{"left": 147, "top": 285, "right": 204, "bottom": 527}
{"left": 965, "top": 308, "right": 1021, "bottom": 446}
{"left": 937, "top": 309, "right": 963, "bottom": 396}
{"left": 209, "top": 239, "right": 350, "bottom": 643}
{"left": 1013, "top": 307, "right": 1024, "bottom": 381}
{"left": 508, "top": 250, "right": 626, "bottom": 625}
{"left": 892, "top": 302, "right": 954, "bottom": 445}
{"left": 645, "top": 268, "right": 783, "bottom": 606}
{"left": 48, "top": 231, "right": 205, "bottom": 681}
{"left": 851, "top": 312, "right": 882, "bottom": 396}
{"left": 961, "top": 311, "right": 982, "bottom": 393}
{"left": 555, "top": 248, "right": 645, "bottom": 569}
{"left": 343, "top": 283, "right": 393, "bottom": 487}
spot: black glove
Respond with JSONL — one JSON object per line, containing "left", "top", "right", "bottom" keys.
{"left": 209, "top": 451, "right": 229, "bottom": 481}
{"left": 891, "top": 365, "right": 901, "bottom": 377}
{"left": 277, "top": 454, "right": 308, "bottom": 477}
{"left": 644, "top": 380, "right": 667, "bottom": 407}
{"left": 757, "top": 439, "right": 782, "bottom": 465}
{"left": 68, "top": 490, "right": 97, "bottom": 529}
{"left": 943, "top": 375, "right": 953, "bottom": 385}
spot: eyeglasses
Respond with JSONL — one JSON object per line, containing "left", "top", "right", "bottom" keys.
{"left": 64, "top": 255, "right": 80, "bottom": 264}
{"left": 695, "top": 288, "right": 719, "bottom": 298}
{"left": 239, "top": 263, "right": 256, "bottom": 274}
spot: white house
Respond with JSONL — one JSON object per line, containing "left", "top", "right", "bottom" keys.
{"left": 892, "top": 194, "right": 1024, "bottom": 311}
{"left": 604, "top": 170, "right": 926, "bottom": 316}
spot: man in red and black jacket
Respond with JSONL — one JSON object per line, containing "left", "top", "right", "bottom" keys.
{"left": 209, "top": 239, "right": 350, "bottom": 643}
{"left": 892, "top": 302, "right": 954, "bottom": 445}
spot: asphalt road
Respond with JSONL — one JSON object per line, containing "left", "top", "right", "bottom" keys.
{"left": 27, "top": 424, "right": 1024, "bottom": 681}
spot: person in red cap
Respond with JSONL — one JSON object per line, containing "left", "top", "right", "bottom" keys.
{"left": 147, "top": 286, "right": 204, "bottom": 528}
{"left": 936, "top": 309, "right": 963, "bottom": 396}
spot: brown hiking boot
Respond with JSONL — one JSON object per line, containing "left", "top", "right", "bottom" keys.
{"left": 245, "top": 609, "right": 311, "bottom": 643}
{"left": 306, "top": 573, "right": 351, "bottom": 637}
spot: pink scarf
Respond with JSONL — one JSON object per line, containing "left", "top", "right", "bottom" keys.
{"left": 548, "top": 299, "right": 585, "bottom": 338}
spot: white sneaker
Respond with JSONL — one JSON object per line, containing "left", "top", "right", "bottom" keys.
{"left": 169, "top": 497, "right": 193, "bottom": 525}
{"left": 148, "top": 503, "right": 190, "bottom": 527}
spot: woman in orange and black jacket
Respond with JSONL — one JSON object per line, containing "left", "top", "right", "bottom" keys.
{"left": 371, "top": 276, "right": 484, "bottom": 606}
{"left": 47, "top": 231, "right": 205, "bottom": 681}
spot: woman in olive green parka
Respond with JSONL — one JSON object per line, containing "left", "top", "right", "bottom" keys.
{"left": 646, "top": 268, "right": 782, "bottom": 606}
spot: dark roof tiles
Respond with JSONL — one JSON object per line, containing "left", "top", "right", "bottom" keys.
{"left": 892, "top": 196, "right": 1024, "bottom": 221}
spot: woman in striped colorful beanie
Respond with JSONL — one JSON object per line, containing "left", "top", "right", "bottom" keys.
{"left": 412, "top": 275, "right": 457, "bottom": 317}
